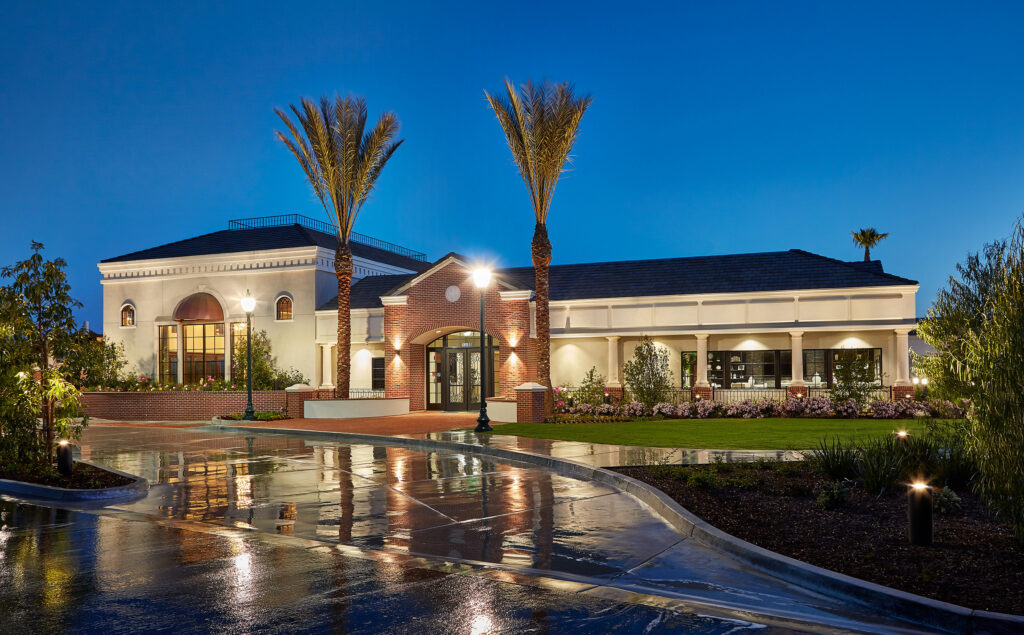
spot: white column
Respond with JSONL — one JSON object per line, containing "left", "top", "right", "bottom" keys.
{"left": 894, "top": 329, "right": 911, "bottom": 385}
{"left": 789, "top": 331, "right": 805, "bottom": 386}
{"left": 606, "top": 336, "right": 621, "bottom": 387}
{"left": 319, "top": 344, "right": 335, "bottom": 389}
{"left": 176, "top": 325, "right": 184, "bottom": 384}
{"left": 695, "top": 334, "right": 709, "bottom": 387}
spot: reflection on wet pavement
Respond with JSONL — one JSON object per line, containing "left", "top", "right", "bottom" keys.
{"left": 0, "top": 426, "right": 933, "bottom": 633}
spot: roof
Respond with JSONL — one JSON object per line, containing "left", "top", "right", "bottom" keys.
{"left": 101, "top": 223, "right": 431, "bottom": 273}
{"left": 322, "top": 249, "right": 917, "bottom": 310}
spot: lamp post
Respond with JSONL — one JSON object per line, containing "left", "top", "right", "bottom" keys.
{"left": 473, "top": 268, "right": 493, "bottom": 432}
{"left": 241, "top": 290, "right": 256, "bottom": 421}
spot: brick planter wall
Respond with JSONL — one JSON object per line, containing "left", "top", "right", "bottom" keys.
{"left": 81, "top": 390, "right": 287, "bottom": 421}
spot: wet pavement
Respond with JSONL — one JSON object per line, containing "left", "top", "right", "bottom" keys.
{"left": 0, "top": 426, "right": 932, "bottom": 633}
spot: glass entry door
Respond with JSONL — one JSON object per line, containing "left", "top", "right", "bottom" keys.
{"left": 445, "top": 349, "right": 482, "bottom": 411}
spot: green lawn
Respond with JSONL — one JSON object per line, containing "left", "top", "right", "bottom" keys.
{"left": 487, "top": 418, "right": 929, "bottom": 450}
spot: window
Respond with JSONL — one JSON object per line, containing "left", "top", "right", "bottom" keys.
{"left": 183, "top": 323, "right": 225, "bottom": 383}
{"left": 121, "top": 304, "right": 135, "bottom": 327}
{"left": 832, "top": 348, "right": 883, "bottom": 386}
{"left": 680, "top": 352, "right": 697, "bottom": 388}
{"left": 158, "top": 325, "right": 177, "bottom": 384}
{"left": 708, "top": 350, "right": 792, "bottom": 389}
{"left": 804, "top": 349, "right": 828, "bottom": 386}
{"left": 371, "top": 357, "right": 385, "bottom": 391}
{"left": 276, "top": 296, "right": 293, "bottom": 320}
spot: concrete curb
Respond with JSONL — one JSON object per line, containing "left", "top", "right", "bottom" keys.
{"left": 207, "top": 424, "right": 1023, "bottom": 634}
{"left": 0, "top": 460, "right": 149, "bottom": 502}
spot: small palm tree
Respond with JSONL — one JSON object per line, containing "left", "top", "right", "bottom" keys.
{"left": 486, "top": 79, "right": 592, "bottom": 417}
{"left": 851, "top": 227, "right": 889, "bottom": 261}
{"left": 275, "top": 95, "right": 402, "bottom": 398}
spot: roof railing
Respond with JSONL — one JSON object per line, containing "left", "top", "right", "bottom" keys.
{"left": 228, "top": 214, "right": 427, "bottom": 261}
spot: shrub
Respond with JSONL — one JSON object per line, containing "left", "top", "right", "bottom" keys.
{"left": 810, "top": 437, "right": 859, "bottom": 480}
{"left": 576, "top": 366, "right": 607, "bottom": 407}
{"left": 232, "top": 329, "right": 309, "bottom": 390}
{"left": 933, "top": 488, "right": 963, "bottom": 515}
{"left": 596, "top": 402, "right": 617, "bottom": 416}
{"left": 621, "top": 401, "right": 646, "bottom": 418}
{"left": 686, "top": 470, "right": 718, "bottom": 489}
{"left": 693, "top": 399, "right": 719, "bottom": 418}
{"left": 651, "top": 402, "right": 676, "bottom": 417}
{"left": 833, "top": 398, "right": 860, "bottom": 418}
{"left": 815, "top": 480, "right": 851, "bottom": 509}
{"left": 871, "top": 400, "right": 898, "bottom": 419}
{"left": 831, "top": 349, "right": 880, "bottom": 409}
{"left": 783, "top": 397, "right": 806, "bottom": 416}
{"left": 858, "top": 437, "right": 903, "bottom": 495}
{"left": 804, "top": 396, "right": 834, "bottom": 417}
{"left": 622, "top": 336, "right": 674, "bottom": 407}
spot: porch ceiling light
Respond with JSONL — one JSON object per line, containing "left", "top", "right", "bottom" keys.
{"left": 241, "top": 290, "right": 256, "bottom": 314}
{"left": 473, "top": 267, "right": 492, "bottom": 289}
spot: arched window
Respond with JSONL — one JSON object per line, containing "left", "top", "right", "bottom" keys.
{"left": 276, "top": 296, "right": 293, "bottom": 321}
{"left": 120, "top": 304, "right": 135, "bottom": 327}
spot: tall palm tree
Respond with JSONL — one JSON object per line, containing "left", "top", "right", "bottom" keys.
{"left": 851, "top": 227, "right": 889, "bottom": 261}
{"left": 276, "top": 95, "right": 402, "bottom": 398}
{"left": 486, "top": 79, "right": 592, "bottom": 417}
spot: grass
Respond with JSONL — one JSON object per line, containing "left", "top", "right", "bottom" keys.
{"left": 487, "top": 418, "right": 930, "bottom": 450}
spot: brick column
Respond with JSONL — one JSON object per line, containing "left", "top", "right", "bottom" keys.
{"left": 284, "top": 384, "right": 315, "bottom": 419}
{"left": 893, "top": 385, "right": 914, "bottom": 400}
{"left": 692, "top": 385, "right": 713, "bottom": 401}
{"left": 515, "top": 382, "right": 548, "bottom": 423}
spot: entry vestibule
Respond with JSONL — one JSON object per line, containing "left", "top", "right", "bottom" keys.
{"left": 426, "top": 331, "right": 499, "bottom": 411}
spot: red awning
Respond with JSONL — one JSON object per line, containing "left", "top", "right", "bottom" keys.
{"left": 172, "top": 293, "right": 224, "bottom": 322}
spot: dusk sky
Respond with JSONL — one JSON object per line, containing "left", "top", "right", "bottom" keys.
{"left": 2, "top": 1, "right": 1023, "bottom": 329}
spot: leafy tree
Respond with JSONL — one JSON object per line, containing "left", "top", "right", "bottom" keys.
{"left": 275, "top": 95, "right": 402, "bottom": 398}
{"left": 915, "top": 240, "right": 1007, "bottom": 401}
{"left": 961, "top": 221, "right": 1024, "bottom": 542}
{"left": 851, "top": 227, "right": 889, "bottom": 261}
{"left": 231, "top": 329, "right": 309, "bottom": 390}
{"left": 575, "top": 366, "right": 606, "bottom": 407}
{"left": 62, "top": 330, "right": 128, "bottom": 387}
{"left": 486, "top": 79, "right": 592, "bottom": 417}
{"left": 623, "top": 336, "right": 674, "bottom": 407}
{"left": 831, "top": 349, "right": 879, "bottom": 409}
{"left": 0, "top": 243, "right": 86, "bottom": 464}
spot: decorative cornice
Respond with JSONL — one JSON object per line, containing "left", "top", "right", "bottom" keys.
{"left": 499, "top": 290, "right": 533, "bottom": 301}
{"left": 380, "top": 295, "right": 408, "bottom": 306}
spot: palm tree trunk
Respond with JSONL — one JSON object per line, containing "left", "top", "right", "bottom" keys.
{"left": 864, "top": 246, "right": 870, "bottom": 262}
{"left": 335, "top": 244, "right": 353, "bottom": 399}
{"left": 532, "top": 222, "right": 554, "bottom": 419}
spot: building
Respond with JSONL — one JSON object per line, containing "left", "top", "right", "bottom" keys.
{"left": 99, "top": 214, "right": 920, "bottom": 408}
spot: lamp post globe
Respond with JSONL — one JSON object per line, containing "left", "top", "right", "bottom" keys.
{"left": 242, "top": 291, "right": 256, "bottom": 421}
{"left": 474, "top": 268, "right": 493, "bottom": 432}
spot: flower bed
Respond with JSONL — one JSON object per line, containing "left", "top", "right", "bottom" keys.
{"left": 554, "top": 395, "right": 968, "bottom": 423}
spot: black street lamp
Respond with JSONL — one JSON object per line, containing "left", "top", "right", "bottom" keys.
{"left": 473, "top": 268, "right": 493, "bottom": 432}
{"left": 241, "top": 290, "right": 256, "bottom": 421}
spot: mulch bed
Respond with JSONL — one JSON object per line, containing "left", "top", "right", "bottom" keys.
{"left": 0, "top": 462, "right": 133, "bottom": 489}
{"left": 612, "top": 462, "right": 1024, "bottom": 615}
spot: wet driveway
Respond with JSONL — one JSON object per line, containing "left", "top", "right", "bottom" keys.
{"left": 0, "top": 426, "right": 931, "bottom": 633}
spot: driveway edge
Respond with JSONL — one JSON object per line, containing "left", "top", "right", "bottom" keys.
{"left": 209, "top": 424, "right": 1023, "bottom": 635}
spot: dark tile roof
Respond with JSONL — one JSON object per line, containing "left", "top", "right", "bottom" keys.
{"left": 101, "top": 224, "right": 431, "bottom": 273}
{"left": 496, "top": 249, "right": 916, "bottom": 301}
{"left": 324, "top": 249, "right": 916, "bottom": 310}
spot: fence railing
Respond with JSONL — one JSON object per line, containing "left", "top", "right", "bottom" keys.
{"left": 807, "top": 386, "right": 893, "bottom": 402}
{"left": 228, "top": 214, "right": 427, "bottom": 261}
{"left": 712, "top": 388, "right": 788, "bottom": 404}
{"left": 309, "top": 388, "right": 387, "bottom": 400}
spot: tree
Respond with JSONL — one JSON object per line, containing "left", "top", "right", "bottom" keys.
{"left": 62, "top": 330, "right": 127, "bottom": 388}
{"left": 575, "top": 366, "right": 606, "bottom": 407}
{"left": 275, "top": 95, "right": 403, "bottom": 398}
{"left": 960, "top": 221, "right": 1024, "bottom": 542}
{"left": 623, "top": 336, "right": 674, "bottom": 407}
{"left": 851, "top": 228, "right": 889, "bottom": 261}
{"left": 0, "top": 242, "right": 86, "bottom": 464}
{"left": 231, "top": 329, "right": 309, "bottom": 390}
{"left": 486, "top": 79, "right": 592, "bottom": 417}
{"left": 915, "top": 240, "right": 1006, "bottom": 401}
{"left": 831, "top": 349, "right": 879, "bottom": 409}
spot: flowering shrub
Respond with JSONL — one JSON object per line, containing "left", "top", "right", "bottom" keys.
{"left": 622, "top": 401, "right": 646, "bottom": 418}
{"left": 86, "top": 375, "right": 248, "bottom": 392}
{"left": 871, "top": 400, "right": 899, "bottom": 418}
{"left": 833, "top": 398, "right": 860, "bottom": 418}
{"left": 804, "top": 396, "right": 834, "bottom": 417}
{"left": 694, "top": 399, "right": 720, "bottom": 418}
{"left": 597, "top": 402, "right": 618, "bottom": 416}
{"left": 782, "top": 397, "right": 806, "bottom": 416}
{"left": 651, "top": 402, "right": 676, "bottom": 417}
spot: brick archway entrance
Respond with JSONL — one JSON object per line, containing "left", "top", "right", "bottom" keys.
{"left": 424, "top": 330, "right": 499, "bottom": 411}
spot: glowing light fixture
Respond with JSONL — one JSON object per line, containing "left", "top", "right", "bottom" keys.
{"left": 473, "top": 267, "right": 492, "bottom": 289}
{"left": 911, "top": 481, "right": 928, "bottom": 491}
{"left": 912, "top": 377, "right": 920, "bottom": 385}
{"left": 241, "top": 290, "right": 256, "bottom": 314}
{"left": 921, "top": 377, "right": 929, "bottom": 386}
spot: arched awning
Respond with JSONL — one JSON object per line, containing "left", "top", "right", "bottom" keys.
{"left": 173, "top": 293, "right": 224, "bottom": 322}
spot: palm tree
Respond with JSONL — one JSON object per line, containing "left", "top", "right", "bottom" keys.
{"left": 486, "top": 79, "right": 592, "bottom": 417}
{"left": 275, "top": 95, "right": 402, "bottom": 398}
{"left": 851, "top": 227, "right": 889, "bottom": 261}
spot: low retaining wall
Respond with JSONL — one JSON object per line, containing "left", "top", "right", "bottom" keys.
{"left": 303, "top": 398, "right": 410, "bottom": 419}
{"left": 486, "top": 398, "right": 517, "bottom": 423}
{"left": 81, "top": 390, "right": 287, "bottom": 421}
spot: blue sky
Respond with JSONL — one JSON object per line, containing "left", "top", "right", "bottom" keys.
{"left": 2, "top": 1, "right": 1023, "bottom": 329}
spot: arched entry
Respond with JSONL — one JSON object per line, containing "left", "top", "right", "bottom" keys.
{"left": 426, "top": 331, "right": 499, "bottom": 411}
{"left": 173, "top": 292, "right": 226, "bottom": 383}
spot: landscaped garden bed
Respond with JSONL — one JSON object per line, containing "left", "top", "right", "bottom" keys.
{"left": 219, "top": 410, "right": 287, "bottom": 421}
{"left": 0, "top": 462, "right": 133, "bottom": 490}
{"left": 611, "top": 429, "right": 1024, "bottom": 616}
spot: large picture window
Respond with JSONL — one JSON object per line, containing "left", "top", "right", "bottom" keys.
{"left": 707, "top": 350, "right": 793, "bottom": 389}
{"left": 802, "top": 348, "right": 882, "bottom": 387}
{"left": 183, "top": 323, "right": 225, "bottom": 384}
{"left": 158, "top": 325, "right": 177, "bottom": 384}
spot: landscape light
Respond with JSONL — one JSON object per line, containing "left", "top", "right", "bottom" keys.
{"left": 912, "top": 377, "right": 920, "bottom": 385}
{"left": 896, "top": 430, "right": 909, "bottom": 439}
{"left": 921, "top": 377, "right": 929, "bottom": 386}
{"left": 908, "top": 481, "right": 933, "bottom": 546}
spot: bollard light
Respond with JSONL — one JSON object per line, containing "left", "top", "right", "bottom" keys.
{"left": 57, "top": 440, "right": 73, "bottom": 477}
{"left": 908, "top": 481, "right": 933, "bottom": 546}
{"left": 603, "top": 392, "right": 611, "bottom": 405}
